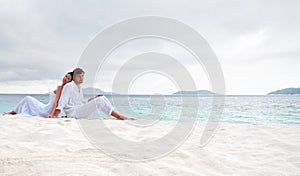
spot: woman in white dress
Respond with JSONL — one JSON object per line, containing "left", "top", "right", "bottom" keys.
{"left": 3, "top": 72, "right": 73, "bottom": 117}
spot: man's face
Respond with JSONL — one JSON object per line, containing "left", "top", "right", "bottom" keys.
{"left": 74, "top": 73, "right": 84, "bottom": 84}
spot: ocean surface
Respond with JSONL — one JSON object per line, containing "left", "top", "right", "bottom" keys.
{"left": 0, "top": 94, "right": 299, "bottom": 124}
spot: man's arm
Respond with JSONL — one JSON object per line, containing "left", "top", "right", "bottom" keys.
{"left": 88, "top": 94, "right": 103, "bottom": 102}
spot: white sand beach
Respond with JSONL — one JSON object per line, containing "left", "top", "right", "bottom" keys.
{"left": 0, "top": 116, "right": 299, "bottom": 176}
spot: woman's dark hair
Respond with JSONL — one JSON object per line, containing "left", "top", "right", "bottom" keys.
{"left": 67, "top": 71, "right": 73, "bottom": 81}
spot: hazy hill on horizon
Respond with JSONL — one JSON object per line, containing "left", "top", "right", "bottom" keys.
{"left": 268, "top": 87, "right": 300, "bottom": 95}
{"left": 82, "top": 87, "right": 113, "bottom": 95}
{"left": 172, "top": 90, "right": 215, "bottom": 95}
{"left": 82, "top": 88, "right": 216, "bottom": 95}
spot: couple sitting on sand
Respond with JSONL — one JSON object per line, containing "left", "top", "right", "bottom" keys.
{"left": 4, "top": 68, "right": 132, "bottom": 120}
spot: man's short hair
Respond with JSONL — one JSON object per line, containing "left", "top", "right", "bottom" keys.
{"left": 73, "top": 68, "right": 85, "bottom": 80}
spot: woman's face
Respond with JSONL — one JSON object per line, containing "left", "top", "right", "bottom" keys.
{"left": 62, "top": 74, "right": 72, "bottom": 84}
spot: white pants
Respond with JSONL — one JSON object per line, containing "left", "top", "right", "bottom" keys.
{"left": 72, "top": 96, "right": 114, "bottom": 118}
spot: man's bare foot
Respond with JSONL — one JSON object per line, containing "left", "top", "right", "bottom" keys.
{"left": 119, "top": 115, "right": 135, "bottom": 120}
{"left": 111, "top": 110, "right": 135, "bottom": 120}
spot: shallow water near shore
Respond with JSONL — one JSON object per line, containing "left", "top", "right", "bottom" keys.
{"left": 1, "top": 94, "right": 299, "bottom": 124}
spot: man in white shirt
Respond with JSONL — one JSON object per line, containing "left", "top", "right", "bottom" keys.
{"left": 52, "top": 68, "right": 129, "bottom": 120}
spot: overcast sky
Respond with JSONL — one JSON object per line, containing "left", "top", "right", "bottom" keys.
{"left": 0, "top": 0, "right": 299, "bottom": 95}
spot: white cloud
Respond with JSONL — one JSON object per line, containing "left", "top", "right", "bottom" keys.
{"left": 0, "top": 0, "right": 299, "bottom": 94}
{"left": 0, "top": 80, "right": 60, "bottom": 94}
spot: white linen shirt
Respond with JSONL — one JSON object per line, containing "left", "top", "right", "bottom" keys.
{"left": 56, "top": 81, "right": 87, "bottom": 117}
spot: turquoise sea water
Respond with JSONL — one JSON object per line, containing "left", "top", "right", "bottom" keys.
{"left": 0, "top": 94, "right": 299, "bottom": 124}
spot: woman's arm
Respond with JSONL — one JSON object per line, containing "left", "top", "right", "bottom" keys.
{"left": 54, "top": 83, "right": 72, "bottom": 118}
{"left": 48, "top": 86, "right": 63, "bottom": 118}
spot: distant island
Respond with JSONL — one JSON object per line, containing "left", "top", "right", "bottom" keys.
{"left": 268, "top": 87, "right": 300, "bottom": 95}
{"left": 172, "top": 90, "right": 215, "bottom": 95}
{"left": 82, "top": 87, "right": 115, "bottom": 95}
{"left": 82, "top": 88, "right": 217, "bottom": 96}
